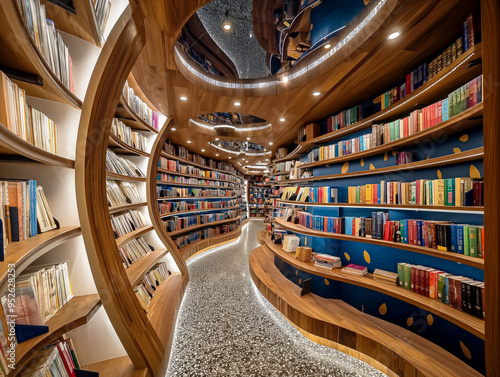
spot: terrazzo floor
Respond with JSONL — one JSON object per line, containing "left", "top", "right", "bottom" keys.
{"left": 166, "top": 219, "right": 387, "bottom": 377}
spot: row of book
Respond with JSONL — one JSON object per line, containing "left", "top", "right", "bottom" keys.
{"left": 106, "top": 149, "right": 145, "bottom": 178}
{"left": 172, "top": 222, "right": 240, "bottom": 249}
{"left": 272, "top": 160, "right": 295, "bottom": 173}
{"left": 134, "top": 262, "right": 170, "bottom": 312}
{"left": 164, "top": 211, "right": 239, "bottom": 232}
{"left": 110, "top": 210, "right": 146, "bottom": 239}
{"left": 119, "top": 237, "right": 152, "bottom": 269}
{"left": 326, "top": 106, "right": 363, "bottom": 133}
{"left": 123, "top": 82, "right": 160, "bottom": 130}
{"left": 296, "top": 211, "right": 484, "bottom": 258}
{"left": 158, "top": 199, "right": 241, "bottom": 214}
{"left": 280, "top": 186, "right": 339, "bottom": 203}
{"left": 347, "top": 178, "right": 483, "bottom": 206}
{"left": 157, "top": 173, "right": 239, "bottom": 188}
{"left": 158, "top": 157, "right": 240, "bottom": 182}
{"left": 0, "top": 71, "right": 60, "bottom": 155}
{"left": 275, "top": 147, "right": 288, "bottom": 159}
{"left": 395, "top": 151, "right": 414, "bottom": 165}
{"left": 19, "top": 0, "right": 75, "bottom": 92}
{"left": 0, "top": 180, "right": 56, "bottom": 252}
{"left": 397, "top": 263, "right": 484, "bottom": 318}
{"left": 21, "top": 341, "right": 82, "bottom": 377}
{"left": 428, "top": 37, "right": 464, "bottom": 80}
{"left": 111, "top": 118, "right": 148, "bottom": 152}
{"left": 163, "top": 141, "right": 239, "bottom": 176}
{"left": 307, "top": 132, "right": 372, "bottom": 162}
{"left": 106, "top": 180, "right": 142, "bottom": 207}
{"left": 157, "top": 187, "right": 241, "bottom": 199}
{"left": 94, "top": 0, "right": 111, "bottom": 32}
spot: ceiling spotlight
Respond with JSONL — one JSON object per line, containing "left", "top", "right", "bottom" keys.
{"left": 269, "top": 142, "right": 273, "bottom": 145}
{"left": 171, "top": 127, "right": 176, "bottom": 131}
{"left": 313, "top": 92, "right": 321, "bottom": 96}
{"left": 282, "top": 75, "right": 289, "bottom": 83}
{"left": 187, "top": 140, "right": 191, "bottom": 143}
{"left": 201, "top": 149, "right": 205, "bottom": 152}
{"left": 246, "top": 137, "right": 251, "bottom": 140}
{"left": 216, "top": 153, "right": 219, "bottom": 156}
{"left": 215, "top": 138, "right": 220, "bottom": 141}
{"left": 279, "top": 118, "right": 285, "bottom": 122}
{"left": 228, "top": 157, "right": 232, "bottom": 159}
{"left": 234, "top": 102, "right": 241, "bottom": 106}
{"left": 180, "top": 96, "right": 187, "bottom": 101}
{"left": 324, "top": 43, "right": 331, "bottom": 49}
{"left": 388, "top": 31, "right": 401, "bottom": 40}
{"left": 223, "top": 21, "right": 231, "bottom": 30}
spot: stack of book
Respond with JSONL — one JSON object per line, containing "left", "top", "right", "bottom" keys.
{"left": 313, "top": 253, "right": 341, "bottom": 269}
{"left": 281, "top": 186, "right": 338, "bottom": 203}
{"left": 106, "top": 149, "right": 146, "bottom": 178}
{"left": 373, "top": 269, "right": 398, "bottom": 285}
{"left": 119, "top": 237, "right": 152, "bottom": 268}
{"left": 282, "top": 234, "right": 300, "bottom": 252}
{"left": 21, "top": 341, "right": 82, "bottom": 377}
{"left": 134, "top": 262, "right": 171, "bottom": 312}
{"left": 395, "top": 151, "right": 414, "bottom": 165}
{"left": 156, "top": 187, "right": 240, "bottom": 198}
{"left": 428, "top": 37, "right": 463, "bottom": 80}
{"left": 326, "top": 105, "right": 363, "bottom": 132}
{"left": 341, "top": 263, "right": 368, "bottom": 276}
{"left": 275, "top": 147, "right": 288, "bottom": 159}
{"left": 111, "top": 118, "right": 148, "bottom": 152}
{"left": 123, "top": 82, "right": 159, "bottom": 130}
{"left": 106, "top": 180, "right": 142, "bottom": 207}
{"left": 110, "top": 210, "right": 146, "bottom": 238}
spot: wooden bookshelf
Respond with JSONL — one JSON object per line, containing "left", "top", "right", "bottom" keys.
{"left": 158, "top": 167, "right": 241, "bottom": 184}
{"left": 117, "top": 97, "right": 159, "bottom": 134}
{"left": 161, "top": 151, "right": 242, "bottom": 179}
{"left": 83, "top": 356, "right": 148, "bottom": 377}
{"left": 107, "top": 172, "right": 147, "bottom": 182}
{"left": 167, "top": 216, "right": 242, "bottom": 237}
{"left": 263, "top": 236, "right": 484, "bottom": 338}
{"left": 0, "top": 0, "right": 83, "bottom": 108}
{"left": 108, "top": 133, "right": 150, "bottom": 157}
{"left": 127, "top": 249, "right": 169, "bottom": 286}
{"left": 13, "top": 294, "right": 102, "bottom": 377}
{"left": 278, "top": 147, "right": 484, "bottom": 184}
{"left": 157, "top": 195, "right": 239, "bottom": 201}
{"left": 275, "top": 218, "right": 484, "bottom": 269}
{"left": 157, "top": 180, "right": 240, "bottom": 189}
{"left": 0, "top": 227, "right": 81, "bottom": 290}
{"left": 0, "top": 123, "right": 75, "bottom": 168}
{"left": 109, "top": 202, "right": 148, "bottom": 215}
{"left": 116, "top": 225, "right": 154, "bottom": 248}
{"left": 160, "top": 205, "right": 239, "bottom": 218}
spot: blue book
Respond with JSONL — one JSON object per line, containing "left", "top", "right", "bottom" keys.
{"left": 29, "top": 180, "right": 37, "bottom": 237}
{"left": 463, "top": 20, "right": 469, "bottom": 52}
{"left": 457, "top": 225, "right": 464, "bottom": 254}
{"left": 442, "top": 98, "right": 449, "bottom": 121}
{"left": 450, "top": 224, "right": 457, "bottom": 253}
{"left": 403, "top": 219, "right": 409, "bottom": 244}
{"left": 377, "top": 184, "right": 381, "bottom": 204}
{"left": 444, "top": 276, "right": 450, "bottom": 304}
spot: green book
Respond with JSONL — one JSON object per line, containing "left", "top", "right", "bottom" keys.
{"left": 460, "top": 85, "right": 466, "bottom": 113}
{"left": 397, "top": 263, "right": 405, "bottom": 287}
{"left": 448, "top": 93, "right": 454, "bottom": 118}
{"left": 445, "top": 178, "right": 455, "bottom": 206}
{"left": 477, "top": 226, "right": 483, "bottom": 258}
{"left": 356, "top": 187, "right": 360, "bottom": 203}
{"left": 463, "top": 225, "right": 470, "bottom": 256}
{"left": 403, "top": 264, "right": 412, "bottom": 290}
{"left": 390, "top": 122, "right": 395, "bottom": 142}
{"left": 437, "top": 273, "right": 451, "bottom": 302}
{"left": 395, "top": 120, "right": 400, "bottom": 140}
{"left": 469, "top": 227, "right": 478, "bottom": 257}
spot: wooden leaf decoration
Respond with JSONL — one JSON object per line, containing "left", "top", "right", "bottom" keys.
{"left": 379, "top": 303, "right": 387, "bottom": 315}
{"left": 460, "top": 341, "right": 472, "bottom": 360}
{"left": 383, "top": 152, "right": 388, "bottom": 161}
{"left": 369, "top": 164, "right": 375, "bottom": 170}
{"left": 437, "top": 170, "right": 442, "bottom": 179}
{"left": 360, "top": 158, "right": 365, "bottom": 167}
{"left": 324, "top": 278, "right": 330, "bottom": 286}
{"left": 295, "top": 270, "right": 299, "bottom": 276}
{"left": 344, "top": 252, "right": 351, "bottom": 261}
{"left": 364, "top": 250, "right": 371, "bottom": 263}
{"left": 299, "top": 278, "right": 302, "bottom": 285}
{"left": 427, "top": 314, "right": 434, "bottom": 326}
{"left": 459, "top": 134, "right": 469, "bottom": 142}
{"left": 470, "top": 164, "right": 481, "bottom": 179}
{"left": 453, "top": 147, "right": 461, "bottom": 154}
{"left": 341, "top": 161, "right": 349, "bottom": 174}
{"left": 392, "top": 151, "right": 398, "bottom": 156}
{"left": 407, "top": 317, "right": 414, "bottom": 326}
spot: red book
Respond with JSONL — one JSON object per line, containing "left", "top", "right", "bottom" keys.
{"left": 57, "top": 342, "right": 77, "bottom": 377}
{"left": 411, "top": 265, "right": 417, "bottom": 292}
{"left": 424, "top": 268, "right": 431, "bottom": 296}
{"left": 416, "top": 180, "right": 421, "bottom": 205}
{"left": 469, "top": 77, "right": 477, "bottom": 107}
{"left": 406, "top": 74, "right": 411, "bottom": 95}
{"left": 327, "top": 117, "right": 332, "bottom": 133}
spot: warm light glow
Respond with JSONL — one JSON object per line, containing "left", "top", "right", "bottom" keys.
{"left": 246, "top": 137, "right": 251, "bottom": 140}
{"left": 324, "top": 43, "right": 331, "bottom": 49}
{"left": 279, "top": 118, "right": 285, "bottom": 122}
{"left": 216, "top": 153, "right": 220, "bottom": 156}
{"left": 180, "top": 96, "right": 187, "bottom": 101}
{"left": 313, "top": 92, "right": 321, "bottom": 96}
{"left": 171, "top": 127, "right": 176, "bottom": 131}
{"left": 223, "top": 21, "right": 231, "bottom": 30}
{"left": 234, "top": 102, "right": 241, "bottom": 106}
{"left": 215, "top": 138, "right": 220, "bottom": 141}
{"left": 269, "top": 142, "right": 273, "bottom": 145}
{"left": 187, "top": 140, "right": 191, "bottom": 143}
{"left": 201, "top": 149, "right": 205, "bottom": 152}
{"left": 228, "top": 157, "right": 232, "bottom": 159}
{"left": 388, "top": 31, "right": 401, "bottom": 40}
{"left": 282, "top": 76, "right": 289, "bottom": 83}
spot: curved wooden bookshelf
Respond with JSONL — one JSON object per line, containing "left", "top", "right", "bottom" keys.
{"left": 109, "top": 133, "right": 150, "bottom": 157}
{"left": 298, "top": 103, "right": 484, "bottom": 170}
{"left": 13, "top": 294, "right": 102, "bottom": 377}
{"left": 158, "top": 167, "right": 241, "bottom": 184}
{"left": 0, "top": 0, "right": 83, "bottom": 108}
{"left": 116, "top": 225, "right": 154, "bottom": 248}
{"left": 160, "top": 205, "right": 239, "bottom": 218}
{"left": 167, "top": 216, "right": 242, "bottom": 237}
{"left": 263, "top": 236, "right": 484, "bottom": 338}
{"left": 127, "top": 249, "right": 169, "bottom": 286}
{"left": 0, "top": 227, "right": 81, "bottom": 290}
{"left": 275, "top": 218, "right": 484, "bottom": 269}
{"left": 271, "top": 43, "right": 482, "bottom": 165}
{"left": 0, "top": 123, "right": 75, "bottom": 167}
{"left": 107, "top": 172, "right": 147, "bottom": 182}
{"left": 249, "top": 245, "right": 482, "bottom": 377}
{"left": 83, "top": 356, "right": 148, "bottom": 377}
{"left": 275, "top": 147, "right": 484, "bottom": 184}
{"left": 117, "top": 96, "right": 159, "bottom": 133}
{"left": 276, "top": 200, "right": 484, "bottom": 214}
{"left": 157, "top": 195, "right": 239, "bottom": 201}
{"left": 157, "top": 180, "right": 240, "bottom": 189}
{"left": 109, "top": 202, "right": 148, "bottom": 215}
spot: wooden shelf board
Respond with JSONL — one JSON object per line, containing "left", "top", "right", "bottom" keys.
{"left": 109, "top": 202, "right": 147, "bottom": 215}
{"left": 275, "top": 218, "right": 483, "bottom": 269}
{"left": 298, "top": 103, "right": 484, "bottom": 170}
{"left": 264, "top": 235, "right": 484, "bottom": 338}
{"left": 107, "top": 172, "right": 146, "bottom": 182}
{"left": 168, "top": 216, "right": 242, "bottom": 237}
{"left": 0, "top": 123, "right": 75, "bottom": 168}
{"left": 127, "top": 249, "right": 169, "bottom": 287}
{"left": 178, "top": 223, "right": 245, "bottom": 257}
{"left": 157, "top": 180, "right": 239, "bottom": 189}
{"left": 14, "top": 294, "right": 102, "bottom": 376}
{"left": 157, "top": 167, "right": 241, "bottom": 184}
{"left": 118, "top": 97, "right": 159, "bottom": 133}
{"left": 280, "top": 147, "right": 484, "bottom": 184}
{"left": 116, "top": 226, "right": 154, "bottom": 248}
{"left": 108, "top": 133, "right": 150, "bottom": 157}
{"left": 157, "top": 195, "right": 239, "bottom": 201}
{"left": 250, "top": 245, "right": 482, "bottom": 377}
{"left": 82, "top": 356, "right": 148, "bottom": 377}
{"left": 147, "top": 272, "right": 185, "bottom": 348}
{"left": 0, "top": 227, "right": 81, "bottom": 290}
{"left": 160, "top": 205, "right": 239, "bottom": 218}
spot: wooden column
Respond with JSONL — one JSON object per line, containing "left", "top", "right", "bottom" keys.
{"left": 481, "top": 0, "right": 500, "bottom": 375}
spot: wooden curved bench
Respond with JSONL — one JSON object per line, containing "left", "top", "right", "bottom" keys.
{"left": 249, "top": 245, "right": 483, "bottom": 377}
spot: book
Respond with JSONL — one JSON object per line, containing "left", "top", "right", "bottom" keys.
{"left": 342, "top": 263, "right": 367, "bottom": 276}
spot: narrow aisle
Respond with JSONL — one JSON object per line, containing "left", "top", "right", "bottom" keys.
{"left": 166, "top": 220, "right": 386, "bottom": 377}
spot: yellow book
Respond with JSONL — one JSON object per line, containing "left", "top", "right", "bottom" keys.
{"left": 435, "top": 179, "right": 445, "bottom": 205}
{"left": 366, "top": 184, "right": 372, "bottom": 204}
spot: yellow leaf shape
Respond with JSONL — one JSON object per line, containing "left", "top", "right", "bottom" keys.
{"left": 427, "top": 314, "right": 434, "bottom": 326}
{"left": 459, "top": 134, "right": 469, "bottom": 142}
{"left": 426, "top": 156, "right": 430, "bottom": 160}
{"left": 383, "top": 152, "right": 388, "bottom": 161}
{"left": 304, "top": 237, "right": 307, "bottom": 246}
{"left": 437, "top": 170, "right": 442, "bottom": 179}
{"left": 344, "top": 252, "right": 351, "bottom": 261}
{"left": 392, "top": 151, "right": 398, "bottom": 156}
{"left": 470, "top": 164, "right": 481, "bottom": 179}
{"left": 369, "top": 164, "right": 375, "bottom": 170}
{"left": 360, "top": 159, "right": 365, "bottom": 167}
{"left": 379, "top": 303, "right": 387, "bottom": 315}
{"left": 460, "top": 341, "right": 472, "bottom": 360}
{"left": 299, "top": 278, "right": 302, "bottom": 285}
{"left": 364, "top": 250, "right": 371, "bottom": 264}
{"left": 324, "top": 278, "right": 330, "bottom": 286}
{"left": 453, "top": 147, "right": 461, "bottom": 154}
{"left": 341, "top": 161, "right": 349, "bottom": 174}
{"left": 361, "top": 305, "right": 365, "bottom": 313}
{"left": 407, "top": 317, "right": 414, "bottom": 326}
{"left": 295, "top": 270, "right": 299, "bottom": 276}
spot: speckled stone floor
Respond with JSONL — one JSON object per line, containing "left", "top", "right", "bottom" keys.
{"left": 166, "top": 219, "right": 387, "bottom": 377}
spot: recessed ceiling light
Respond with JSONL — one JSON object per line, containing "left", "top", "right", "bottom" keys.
{"left": 269, "top": 142, "right": 273, "bottom": 145}
{"left": 187, "top": 140, "right": 191, "bottom": 143}
{"left": 388, "top": 31, "right": 401, "bottom": 40}
{"left": 282, "top": 76, "right": 289, "bottom": 83}
{"left": 171, "top": 127, "right": 176, "bottom": 131}
{"left": 279, "top": 118, "right": 285, "bottom": 122}
{"left": 180, "top": 96, "right": 187, "bottom": 101}
{"left": 228, "top": 157, "right": 232, "bottom": 159}
{"left": 234, "top": 102, "right": 241, "bottom": 106}
{"left": 223, "top": 21, "right": 231, "bottom": 30}
{"left": 313, "top": 92, "right": 321, "bottom": 96}
{"left": 201, "top": 149, "right": 205, "bottom": 152}
{"left": 324, "top": 43, "right": 331, "bottom": 49}
{"left": 216, "top": 153, "right": 219, "bottom": 156}
{"left": 215, "top": 138, "right": 219, "bottom": 141}
{"left": 246, "top": 137, "right": 250, "bottom": 140}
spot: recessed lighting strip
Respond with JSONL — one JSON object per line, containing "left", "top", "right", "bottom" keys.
{"left": 176, "top": 0, "right": 387, "bottom": 90}
{"left": 189, "top": 118, "right": 272, "bottom": 132}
